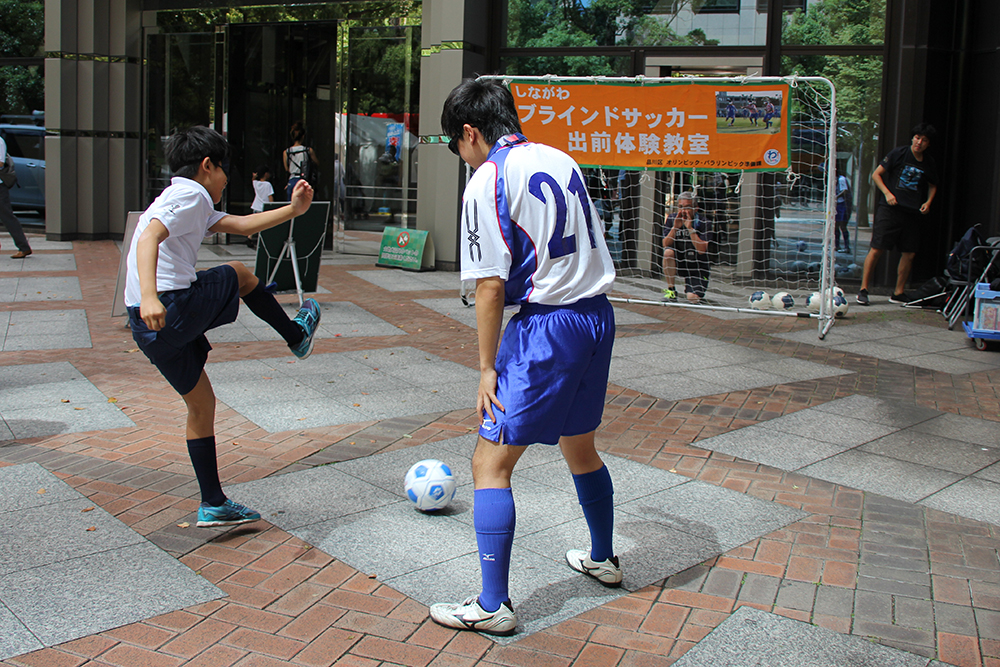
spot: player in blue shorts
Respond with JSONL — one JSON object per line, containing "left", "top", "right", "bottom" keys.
{"left": 764, "top": 100, "right": 776, "bottom": 128}
{"left": 124, "top": 126, "right": 321, "bottom": 528}
{"left": 747, "top": 102, "right": 759, "bottom": 127}
{"left": 726, "top": 102, "right": 736, "bottom": 126}
{"left": 429, "top": 79, "right": 620, "bottom": 636}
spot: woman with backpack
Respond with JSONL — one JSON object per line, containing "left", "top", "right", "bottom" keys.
{"left": 282, "top": 121, "right": 319, "bottom": 200}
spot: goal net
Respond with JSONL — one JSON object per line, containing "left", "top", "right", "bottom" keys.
{"left": 480, "top": 74, "right": 840, "bottom": 337}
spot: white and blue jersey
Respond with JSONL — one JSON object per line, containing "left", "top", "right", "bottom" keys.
{"left": 461, "top": 134, "right": 616, "bottom": 446}
{"left": 459, "top": 134, "right": 615, "bottom": 305}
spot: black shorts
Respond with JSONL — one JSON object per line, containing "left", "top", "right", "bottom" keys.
{"left": 128, "top": 265, "right": 240, "bottom": 395}
{"left": 677, "top": 251, "right": 710, "bottom": 297}
{"left": 871, "top": 205, "right": 923, "bottom": 253}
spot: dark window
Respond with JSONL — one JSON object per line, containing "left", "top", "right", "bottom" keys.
{"left": 698, "top": 0, "right": 740, "bottom": 13}
{"left": 757, "top": 0, "right": 807, "bottom": 11}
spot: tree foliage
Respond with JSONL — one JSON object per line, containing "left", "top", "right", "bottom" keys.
{"left": 349, "top": 27, "right": 421, "bottom": 115}
{"left": 0, "top": 0, "right": 44, "bottom": 115}
{"left": 154, "top": 2, "right": 419, "bottom": 33}
{"left": 783, "top": 0, "right": 885, "bottom": 47}
{"left": 782, "top": 0, "right": 886, "bottom": 225}
{"left": 505, "top": 0, "right": 719, "bottom": 76}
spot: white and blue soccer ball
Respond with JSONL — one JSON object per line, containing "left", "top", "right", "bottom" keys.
{"left": 771, "top": 291, "right": 795, "bottom": 310}
{"left": 824, "top": 285, "right": 845, "bottom": 301}
{"left": 404, "top": 459, "right": 457, "bottom": 511}
{"left": 749, "top": 290, "right": 770, "bottom": 309}
{"left": 832, "top": 294, "right": 849, "bottom": 318}
{"left": 806, "top": 292, "right": 823, "bottom": 313}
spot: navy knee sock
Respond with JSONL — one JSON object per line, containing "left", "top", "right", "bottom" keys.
{"left": 241, "top": 281, "right": 303, "bottom": 346}
{"left": 572, "top": 465, "right": 615, "bottom": 562}
{"left": 475, "top": 487, "right": 516, "bottom": 613}
{"left": 187, "top": 436, "right": 226, "bottom": 506}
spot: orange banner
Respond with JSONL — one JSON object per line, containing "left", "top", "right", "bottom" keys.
{"left": 510, "top": 80, "right": 790, "bottom": 172}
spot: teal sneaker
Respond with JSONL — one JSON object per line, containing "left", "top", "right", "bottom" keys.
{"left": 290, "top": 298, "right": 321, "bottom": 359}
{"left": 196, "top": 499, "right": 261, "bottom": 527}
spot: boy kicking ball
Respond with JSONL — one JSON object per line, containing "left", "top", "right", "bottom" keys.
{"left": 429, "top": 79, "right": 620, "bottom": 636}
{"left": 124, "top": 126, "right": 321, "bottom": 528}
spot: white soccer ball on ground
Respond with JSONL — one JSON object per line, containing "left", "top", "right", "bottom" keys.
{"left": 806, "top": 292, "right": 823, "bottom": 312}
{"left": 771, "top": 291, "right": 795, "bottom": 310}
{"left": 832, "top": 294, "right": 849, "bottom": 318}
{"left": 404, "top": 459, "right": 457, "bottom": 511}
{"left": 749, "top": 290, "right": 770, "bottom": 309}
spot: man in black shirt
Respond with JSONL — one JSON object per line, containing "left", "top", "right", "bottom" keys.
{"left": 857, "top": 123, "right": 938, "bottom": 305}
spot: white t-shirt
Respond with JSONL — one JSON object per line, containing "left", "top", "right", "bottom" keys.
{"left": 0, "top": 136, "right": 7, "bottom": 162}
{"left": 124, "top": 177, "right": 227, "bottom": 306}
{"left": 836, "top": 175, "right": 849, "bottom": 203}
{"left": 460, "top": 134, "right": 615, "bottom": 306}
{"left": 251, "top": 179, "right": 274, "bottom": 212}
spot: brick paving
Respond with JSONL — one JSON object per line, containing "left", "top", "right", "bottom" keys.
{"left": 3, "top": 235, "right": 1000, "bottom": 665}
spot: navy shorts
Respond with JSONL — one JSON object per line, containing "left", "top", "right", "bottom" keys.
{"left": 128, "top": 265, "right": 240, "bottom": 395}
{"left": 871, "top": 205, "right": 922, "bottom": 253}
{"left": 480, "top": 294, "right": 615, "bottom": 447}
{"left": 836, "top": 201, "right": 849, "bottom": 223}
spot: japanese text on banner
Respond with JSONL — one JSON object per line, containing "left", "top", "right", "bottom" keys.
{"left": 511, "top": 81, "right": 790, "bottom": 172}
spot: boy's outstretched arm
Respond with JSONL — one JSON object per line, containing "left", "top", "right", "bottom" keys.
{"left": 137, "top": 218, "right": 169, "bottom": 331}
{"left": 210, "top": 179, "right": 314, "bottom": 236}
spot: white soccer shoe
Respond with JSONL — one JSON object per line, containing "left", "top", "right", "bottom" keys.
{"left": 429, "top": 596, "right": 517, "bottom": 636}
{"left": 566, "top": 549, "right": 623, "bottom": 588}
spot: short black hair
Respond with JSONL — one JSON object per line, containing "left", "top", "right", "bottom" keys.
{"left": 166, "top": 126, "right": 230, "bottom": 179}
{"left": 911, "top": 122, "right": 936, "bottom": 143}
{"left": 441, "top": 78, "right": 521, "bottom": 147}
{"left": 254, "top": 164, "right": 270, "bottom": 179}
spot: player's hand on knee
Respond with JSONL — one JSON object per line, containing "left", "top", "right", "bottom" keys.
{"left": 140, "top": 296, "right": 167, "bottom": 331}
{"left": 290, "top": 179, "right": 314, "bottom": 215}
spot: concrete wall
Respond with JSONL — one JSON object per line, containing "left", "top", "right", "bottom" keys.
{"left": 415, "top": 0, "right": 489, "bottom": 271}
{"left": 44, "top": 0, "right": 141, "bottom": 240}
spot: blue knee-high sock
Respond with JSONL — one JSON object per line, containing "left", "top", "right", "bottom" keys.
{"left": 187, "top": 436, "right": 226, "bottom": 506}
{"left": 572, "top": 465, "right": 615, "bottom": 562}
{"left": 475, "top": 487, "right": 515, "bottom": 613}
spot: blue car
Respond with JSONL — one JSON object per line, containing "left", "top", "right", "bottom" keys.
{"left": 0, "top": 124, "right": 46, "bottom": 212}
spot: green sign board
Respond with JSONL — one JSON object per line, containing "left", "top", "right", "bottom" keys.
{"left": 376, "top": 227, "right": 435, "bottom": 271}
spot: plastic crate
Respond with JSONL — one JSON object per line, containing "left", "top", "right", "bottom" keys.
{"left": 973, "top": 283, "right": 1000, "bottom": 332}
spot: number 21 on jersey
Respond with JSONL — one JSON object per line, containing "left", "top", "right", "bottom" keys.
{"left": 528, "top": 169, "right": 598, "bottom": 260}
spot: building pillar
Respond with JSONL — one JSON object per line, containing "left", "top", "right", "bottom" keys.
{"left": 416, "top": 0, "right": 489, "bottom": 271}
{"left": 44, "top": 0, "right": 141, "bottom": 240}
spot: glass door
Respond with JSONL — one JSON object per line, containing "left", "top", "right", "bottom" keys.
{"left": 226, "top": 23, "right": 339, "bottom": 217}
{"left": 144, "top": 18, "right": 421, "bottom": 256}
{"left": 339, "top": 23, "right": 420, "bottom": 245}
{"left": 143, "top": 31, "right": 216, "bottom": 205}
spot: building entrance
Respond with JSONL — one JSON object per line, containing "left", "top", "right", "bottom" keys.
{"left": 143, "top": 19, "right": 419, "bottom": 255}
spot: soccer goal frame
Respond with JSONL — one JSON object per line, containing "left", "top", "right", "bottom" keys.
{"left": 478, "top": 74, "right": 840, "bottom": 338}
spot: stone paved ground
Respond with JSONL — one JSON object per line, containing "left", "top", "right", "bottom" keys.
{"left": 2, "top": 231, "right": 1000, "bottom": 666}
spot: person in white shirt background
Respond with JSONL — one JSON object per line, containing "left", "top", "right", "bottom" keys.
{"left": 247, "top": 164, "right": 275, "bottom": 248}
